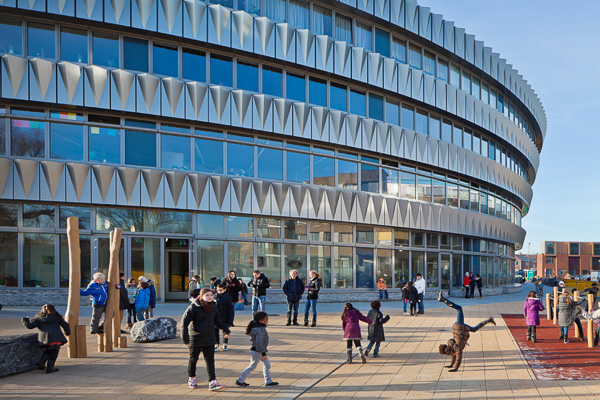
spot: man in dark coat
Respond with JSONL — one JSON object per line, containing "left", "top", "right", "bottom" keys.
{"left": 249, "top": 270, "right": 270, "bottom": 314}
{"left": 214, "top": 284, "right": 235, "bottom": 351}
{"left": 282, "top": 265, "right": 305, "bottom": 326}
{"left": 118, "top": 273, "right": 129, "bottom": 333}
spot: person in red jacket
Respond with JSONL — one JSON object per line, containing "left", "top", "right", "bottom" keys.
{"left": 463, "top": 272, "right": 471, "bottom": 298}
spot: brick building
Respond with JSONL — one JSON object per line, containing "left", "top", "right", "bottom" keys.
{"left": 537, "top": 241, "right": 600, "bottom": 278}
{"left": 515, "top": 254, "right": 537, "bottom": 272}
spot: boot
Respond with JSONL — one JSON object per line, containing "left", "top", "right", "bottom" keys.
{"left": 558, "top": 333, "right": 564, "bottom": 340}
{"left": 473, "top": 318, "right": 496, "bottom": 331}
{"left": 304, "top": 320, "right": 309, "bottom": 327}
{"left": 311, "top": 320, "right": 316, "bottom": 327}
{"left": 358, "top": 347, "right": 367, "bottom": 364}
{"left": 37, "top": 353, "right": 49, "bottom": 370}
{"left": 346, "top": 349, "right": 353, "bottom": 364}
{"left": 532, "top": 336, "right": 537, "bottom": 343}
{"left": 438, "top": 291, "right": 453, "bottom": 306}
{"left": 594, "top": 332, "right": 599, "bottom": 347}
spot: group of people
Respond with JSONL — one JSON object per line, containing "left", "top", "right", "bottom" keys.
{"left": 400, "top": 273, "right": 427, "bottom": 316}
{"left": 462, "top": 272, "right": 483, "bottom": 299}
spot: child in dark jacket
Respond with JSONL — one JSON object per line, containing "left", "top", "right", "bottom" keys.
{"left": 235, "top": 311, "right": 279, "bottom": 388}
{"left": 401, "top": 281, "right": 409, "bottom": 315}
{"left": 523, "top": 291, "right": 545, "bottom": 342}
{"left": 182, "top": 288, "right": 231, "bottom": 391}
{"left": 215, "top": 284, "right": 235, "bottom": 351}
{"left": 342, "top": 303, "right": 373, "bottom": 364}
{"left": 365, "top": 301, "right": 390, "bottom": 358}
{"left": 407, "top": 281, "right": 419, "bottom": 316}
{"left": 22, "top": 304, "right": 71, "bottom": 373}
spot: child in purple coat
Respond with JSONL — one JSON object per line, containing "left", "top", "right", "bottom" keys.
{"left": 341, "top": 303, "right": 372, "bottom": 364}
{"left": 523, "top": 291, "right": 545, "bottom": 343}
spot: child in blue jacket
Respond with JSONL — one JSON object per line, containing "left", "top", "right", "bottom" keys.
{"left": 136, "top": 281, "right": 151, "bottom": 322}
{"left": 80, "top": 272, "right": 108, "bottom": 334}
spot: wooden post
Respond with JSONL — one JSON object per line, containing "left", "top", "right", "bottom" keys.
{"left": 104, "top": 228, "right": 122, "bottom": 352}
{"left": 76, "top": 325, "right": 87, "bottom": 357}
{"left": 553, "top": 286, "right": 559, "bottom": 325}
{"left": 119, "top": 336, "right": 127, "bottom": 348}
{"left": 115, "top": 310, "right": 124, "bottom": 348}
{"left": 97, "top": 334, "right": 104, "bottom": 352}
{"left": 546, "top": 293, "right": 551, "bottom": 320}
{"left": 588, "top": 294, "right": 594, "bottom": 348}
{"left": 65, "top": 217, "right": 82, "bottom": 358}
{"left": 574, "top": 291, "right": 581, "bottom": 338}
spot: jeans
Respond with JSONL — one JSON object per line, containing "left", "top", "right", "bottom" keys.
{"left": 252, "top": 295, "right": 266, "bottom": 314}
{"left": 403, "top": 300, "right": 408, "bottom": 313}
{"left": 127, "top": 304, "right": 137, "bottom": 325}
{"left": 144, "top": 307, "right": 154, "bottom": 320}
{"left": 242, "top": 292, "right": 250, "bottom": 305}
{"left": 561, "top": 326, "right": 569, "bottom": 337}
{"left": 287, "top": 300, "right": 300, "bottom": 323}
{"left": 526, "top": 325, "right": 537, "bottom": 339}
{"left": 237, "top": 351, "right": 272, "bottom": 384}
{"left": 91, "top": 305, "right": 105, "bottom": 333}
{"left": 443, "top": 297, "right": 478, "bottom": 331}
{"left": 304, "top": 299, "right": 317, "bottom": 323}
{"left": 366, "top": 340, "right": 381, "bottom": 355}
{"left": 188, "top": 345, "right": 216, "bottom": 381}
{"left": 379, "top": 289, "right": 388, "bottom": 300}
{"left": 417, "top": 293, "right": 424, "bottom": 314}
{"left": 136, "top": 309, "right": 146, "bottom": 322}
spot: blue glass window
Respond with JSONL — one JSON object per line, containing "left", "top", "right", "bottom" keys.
{"left": 227, "top": 142, "right": 254, "bottom": 177}
{"left": 125, "top": 130, "right": 156, "bottom": 167}
{"left": 497, "top": 93, "right": 504, "bottom": 113}
{"left": 50, "top": 123, "right": 83, "bottom": 161}
{"left": 237, "top": 60, "right": 259, "bottom": 92}
{"left": 313, "top": 156, "right": 334, "bottom": 187}
{"left": 0, "top": 118, "right": 5, "bottom": 155}
{"left": 286, "top": 151, "right": 309, "bottom": 183}
{"left": 264, "top": 0, "right": 285, "bottom": 23}
{"left": 11, "top": 120, "right": 45, "bottom": 157}
{"left": 408, "top": 44, "right": 421, "bottom": 69}
{"left": 286, "top": 73, "right": 305, "bottom": 102}
{"left": 93, "top": 33, "right": 119, "bottom": 68}
{"left": 335, "top": 15, "right": 352, "bottom": 44}
{"left": 473, "top": 135, "right": 481, "bottom": 154}
{"left": 461, "top": 72, "right": 471, "bottom": 95}
{"left": 210, "top": 54, "right": 233, "bottom": 87}
{"left": 258, "top": 147, "right": 283, "bottom": 180}
{"left": 350, "top": 90, "right": 366, "bottom": 116}
{"left": 361, "top": 163, "right": 378, "bottom": 193}
{"left": 429, "top": 117, "right": 440, "bottom": 139}
{"left": 375, "top": 28, "right": 390, "bottom": 57}
{"left": 441, "top": 120, "right": 452, "bottom": 142}
{"left": 153, "top": 44, "right": 178, "bottom": 77}
{"left": 313, "top": 5, "right": 332, "bottom": 36}
{"left": 368, "top": 94, "right": 383, "bottom": 121}
{"left": 391, "top": 37, "right": 406, "bottom": 63}
{"left": 401, "top": 106, "right": 414, "bottom": 130}
{"left": 355, "top": 21, "right": 372, "bottom": 51}
{"left": 415, "top": 110, "right": 428, "bottom": 135}
{"left": 262, "top": 65, "right": 282, "bottom": 97}
{"left": 382, "top": 168, "right": 398, "bottom": 196}
{"left": 89, "top": 126, "right": 120, "bottom": 164}
{"left": 28, "top": 23, "right": 55, "bottom": 59}
{"left": 0, "top": 19, "right": 22, "bottom": 55}
{"left": 195, "top": 138, "right": 223, "bottom": 173}
{"left": 437, "top": 59, "right": 448, "bottom": 82}
{"left": 338, "top": 160, "right": 358, "bottom": 190}
{"left": 289, "top": 0, "right": 310, "bottom": 29}
{"left": 309, "top": 77, "right": 327, "bottom": 107}
{"left": 463, "top": 128, "right": 472, "bottom": 151}
{"left": 385, "top": 101, "right": 399, "bottom": 125}
{"left": 124, "top": 37, "right": 148, "bottom": 72}
{"left": 238, "top": 0, "right": 260, "bottom": 15}
{"left": 162, "top": 134, "right": 191, "bottom": 170}
{"left": 449, "top": 64, "right": 460, "bottom": 88}
{"left": 60, "top": 28, "right": 87, "bottom": 63}
{"left": 210, "top": 0, "right": 233, "bottom": 7}
{"left": 453, "top": 126, "right": 463, "bottom": 147}
{"left": 489, "top": 140, "right": 495, "bottom": 160}
{"left": 400, "top": 172, "right": 416, "bottom": 199}
{"left": 330, "top": 83, "right": 347, "bottom": 111}
{"left": 182, "top": 48, "right": 206, "bottom": 82}
{"left": 417, "top": 176, "right": 431, "bottom": 202}
{"left": 424, "top": 51, "right": 435, "bottom": 75}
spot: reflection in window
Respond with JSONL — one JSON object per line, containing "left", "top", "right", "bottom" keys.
{"left": 289, "top": 0, "right": 310, "bottom": 28}
{"left": 262, "top": 65, "right": 283, "bottom": 97}
{"left": 334, "top": 223, "right": 353, "bottom": 243}
{"left": 309, "top": 77, "right": 327, "bottom": 107}
{"left": 197, "top": 240, "right": 224, "bottom": 282}
{"left": 89, "top": 126, "right": 120, "bottom": 164}
{"left": 310, "top": 222, "right": 331, "bottom": 242}
{"left": 228, "top": 216, "right": 254, "bottom": 238}
{"left": 335, "top": 14, "right": 352, "bottom": 44}
{"left": 433, "top": 179, "right": 445, "bottom": 205}
{"left": 459, "top": 186, "right": 469, "bottom": 209}
{"left": 337, "top": 160, "right": 357, "bottom": 190}
{"left": 361, "top": 163, "right": 378, "bottom": 193}
{"left": 424, "top": 51, "right": 435, "bottom": 75}
{"left": 310, "top": 245, "right": 331, "bottom": 288}
{"left": 412, "top": 232, "right": 424, "bottom": 247}
{"left": 333, "top": 246, "right": 353, "bottom": 288}
{"left": 23, "top": 204, "right": 54, "bottom": 228}
{"left": 198, "top": 214, "right": 224, "bottom": 236}
{"left": 0, "top": 18, "right": 22, "bottom": 55}
{"left": 449, "top": 64, "right": 460, "bottom": 88}
{"left": 286, "top": 151, "right": 309, "bottom": 183}
{"left": 60, "top": 235, "right": 91, "bottom": 288}
{"left": 429, "top": 117, "right": 440, "bottom": 140}
{"left": 211, "top": 0, "right": 233, "bottom": 7}
{"left": 124, "top": 37, "right": 149, "bottom": 72}
{"left": 227, "top": 142, "right": 254, "bottom": 177}
{"left": 417, "top": 176, "right": 431, "bottom": 202}
{"left": 28, "top": 23, "right": 55, "bottom": 59}
{"left": 401, "top": 106, "right": 414, "bottom": 130}
{"left": 415, "top": 110, "right": 428, "bottom": 135}
{"left": 238, "top": 0, "right": 260, "bottom": 15}
{"left": 211, "top": 54, "right": 233, "bottom": 87}
{"left": 437, "top": 59, "right": 448, "bottom": 82}
{"left": 426, "top": 253, "right": 438, "bottom": 287}
{"left": 59, "top": 206, "right": 91, "bottom": 230}
{"left": 182, "top": 48, "right": 206, "bottom": 82}
{"left": 24, "top": 233, "right": 55, "bottom": 287}
{"left": 0, "top": 202, "right": 17, "bottom": 226}
{"left": 162, "top": 134, "right": 191, "bottom": 170}
{"left": 93, "top": 33, "right": 119, "bottom": 68}
{"left": 131, "top": 237, "right": 161, "bottom": 300}
{"left": 11, "top": 120, "right": 45, "bottom": 157}
{"left": 408, "top": 44, "right": 421, "bottom": 69}
{"left": 313, "top": 156, "right": 334, "bottom": 187}
{"left": 195, "top": 138, "right": 223, "bottom": 173}
{"left": 0, "top": 233, "right": 18, "bottom": 287}
{"left": 237, "top": 60, "right": 259, "bottom": 92}
{"left": 357, "top": 228, "right": 374, "bottom": 244}
{"left": 285, "top": 220, "right": 307, "bottom": 240}
{"left": 441, "top": 119, "right": 452, "bottom": 143}
{"left": 453, "top": 125, "right": 463, "bottom": 147}
{"left": 394, "top": 229, "right": 409, "bottom": 246}
{"left": 394, "top": 249, "right": 409, "bottom": 286}
{"left": 264, "top": 0, "right": 285, "bottom": 23}
{"left": 385, "top": 101, "right": 399, "bottom": 125}
{"left": 313, "top": 5, "right": 332, "bottom": 36}
{"left": 96, "top": 207, "right": 142, "bottom": 231}
{"left": 446, "top": 183, "right": 458, "bottom": 207}
{"left": 356, "top": 248, "right": 374, "bottom": 288}
{"left": 50, "top": 123, "right": 83, "bottom": 161}
{"left": 400, "top": 172, "right": 416, "bottom": 199}
{"left": 256, "top": 242, "right": 279, "bottom": 286}
{"left": 350, "top": 90, "right": 366, "bottom": 116}
{"left": 382, "top": 168, "right": 398, "bottom": 196}
{"left": 258, "top": 147, "right": 282, "bottom": 180}
{"left": 330, "top": 83, "right": 347, "bottom": 111}
{"left": 284, "top": 243, "right": 307, "bottom": 281}
{"left": 391, "top": 37, "right": 406, "bottom": 63}
{"left": 355, "top": 21, "right": 372, "bottom": 51}
{"left": 257, "top": 218, "right": 281, "bottom": 239}
{"left": 125, "top": 130, "right": 156, "bottom": 167}
{"left": 375, "top": 28, "right": 390, "bottom": 57}
{"left": 61, "top": 28, "right": 87, "bottom": 63}
{"left": 153, "top": 44, "right": 178, "bottom": 77}
{"left": 286, "top": 73, "right": 305, "bottom": 102}
{"left": 368, "top": 94, "right": 383, "bottom": 121}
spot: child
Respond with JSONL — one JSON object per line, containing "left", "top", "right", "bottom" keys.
{"left": 139, "top": 276, "right": 156, "bottom": 320}
{"left": 235, "top": 311, "right": 279, "bottom": 388}
{"left": 181, "top": 288, "right": 231, "bottom": 391}
{"left": 135, "top": 281, "right": 151, "bottom": 322}
{"left": 125, "top": 278, "right": 138, "bottom": 329}
{"left": 341, "top": 303, "right": 373, "bottom": 364}
{"left": 22, "top": 304, "right": 71, "bottom": 373}
{"left": 557, "top": 291, "right": 584, "bottom": 343}
{"left": 215, "top": 284, "right": 235, "bottom": 351}
{"left": 580, "top": 300, "right": 600, "bottom": 347}
{"left": 401, "top": 281, "right": 409, "bottom": 315}
{"left": 80, "top": 272, "right": 108, "bottom": 334}
{"left": 523, "top": 291, "right": 545, "bottom": 342}
{"left": 377, "top": 278, "right": 388, "bottom": 300}
{"left": 407, "top": 281, "right": 419, "bottom": 316}
{"left": 188, "top": 275, "right": 202, "bottom": 303}
{"left": 365, "top": 301, "right": 390, "bottom": 358}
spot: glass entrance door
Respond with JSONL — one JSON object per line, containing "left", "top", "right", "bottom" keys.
{"left": 92, "top": 235, "right": 125, "bottom": 278}
{"left": 165, "top": 238, "right": 190, "bottom": 301}
{"left": 441, "top": 254, "right": 451, "bottom": 290}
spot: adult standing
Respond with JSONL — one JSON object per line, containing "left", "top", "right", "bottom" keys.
{"left": 248, "top": 270, "right": 270, "bottom": 314}
{"left": 414, "top": 273, "right": 426, "bottom": 315}
{"left": 475, "top": 274, "right": 483, "bottom": 299}
{"left": 469, "top": 273, "right": 476, "bottom": 299}
{"left": 304, "top": 270, "right": 322, "bottom": 327}
{"left": 283, "top": 269, "right": 305, "bottom": 326}
{"left": 223, "top": 271, "right": 242, "bottom": 304}
{"left": 463, "top": 272, "right": 471, "bottom": 299}
{"left": 118, "top": 273, "right": 129, "bottom": 333}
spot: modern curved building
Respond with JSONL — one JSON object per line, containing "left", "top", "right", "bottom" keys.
{"left": 0, "top": 0, "right": 546, "bottom": 304}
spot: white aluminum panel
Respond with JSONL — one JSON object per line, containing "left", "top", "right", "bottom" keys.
{"left": 418, "top": 6, "right": 431, "bottom": 40}
{"left": 367, "top": 52, "right": 383, "bottom": 87}
{"left": 231, "top": 89, "right": 253, "bottom": 129}
{"left": 404, "top": 0, "right": 417, "bottom": 34}
{"left": 271, "top": 183, "right": 288, "bottom": 217}
{"left": 208, "top": 4, "right": 231, "bottom": 47}
{"left": 465, "top": 34, "right": 475, "bottom": 65}
{"left": 161, "top": 78, "right": 185, "bottom": 118}
{"left": 76, "top": 0, "right": 102, "bottom": 20}
{"left": 0, "top": 0, "right": 16, "bottom": 7}
{"left": 435, "top": 79, "right": 446, "bottom": 110}
{"left": 252, "top": 94, "right": 273, "bottom": 132}
{"left": 376, "top": 122, "right": 390, "bottom": 155}
{"left": 402, "top": 129, "right": 416, "bottom": 161}
{"left": 164, "top": 171, "right": 187, "bottom": 209}
{"left": 415, "top": 132, "right": 427, "bottom": 164}
{"left": 292, "top": 102, "right": 311, "bottom": 140}
{"left": 456, "top": 91, "right": 465, "bottom": 119}
{"left": 104, "top": 0, "right": 131, "bottom": 26}
{"left": 431, "top": 13, "right": 443, "bottom": 47}
{"left": 454, "top": 27, "right": 465, "bottom": 59}
{"left": 398, "top": 63, "right": 410, "bottom": 96}
{"left": 426, "top": 136, "right": 438, "bottom": 166}
{"left": 465, "top": 94, "right": 475, "bottom": 123}
{"left": 443, "top": 20, "right": 454, "bottom": 52}
{"left": 474, "top": 40, "right": 483, "bottom": 69}
{"left": 374, "top": 0, "right": 389, "bottom": 21}
{"left": 410, "top": 69, "right": 423, "bottom": 102}
{"left": 39, "top": 161, "right": 66, "bottom": 202}
{"left": 132, "top": 0, "right": 158, "bottom": 31}
{"left": 315, "top": 35, "right": 333, "bottom": 73}
{"left": 289, "top": 185, "right": 308, "bottom": 219}
{"left": 356, "top": 193, "right": 371, "bottom": 225}
{"left": 0, "top": 159, "right": 13, "bottom": 198}
{"left": 482, "top": 46, "right": 492, "bottom": 75}
{"left": 2, "top": 55, "right": 28, "bottom": 100}
{"left": 333, "top": 41, "right": 351, "bottom": 78}
{"left": 311, "top": 107, "right": 329, "bottom": 142}
{"left": 361, "top": 118, "right": 377, "bottom": 152}
{"left": 91, "top": 166, "right": 116, "bottom": 204}
{"left": 208, "top": 85, "right": 231, "bottom": 126}
{"left": 275, "top": 23, "right": 295, "bottom": 63}
{"left": 183, "top": 0, "right": 207, "bottom": 41}
{"left": 13, "top": 160, "right": 40, "bottom": 201}
{"left": 187, "top": 174, "right": 209, "bottom": 210}
{"left": 423, "top": 73, "right": 435, "bottom": 105}
{"left": 351, "top": 47, "right": 368, "bottom": 83}
{"left": 116, "top": 167, "right": 141, "bottom": 206}
{"left": 185, "top": 81, "right": 209, "bottom": 122}
{"left": 307, "top": 187, "right": 325, "bottom": 220}
{"left": 66, "top": 163, "right": 91, "bottom": 203}
{"left": 382, "top": 58, "right": 397, "bottom": 92}
{"left": 329, "top": 110, "right": 346, "bottom": 146}
{"left": 140, "top": 169, "right": 164, "bottom": 208}
{"left": 295, "top": 29, "right": 315, "bottom": 68}
{"left": 57, "top": 62, "right": 83, "bottom": 105}
{"left": 357, "top": 0, "right": 373, "bottom": 14}
{"left": 209, "top": 176, "right": 230, "bottom": 213}
{"left": 389, "top": 125, "right": 402, "bottom": 158}
{"left": 447, "top": 144, "right": 458, "bottom": 172}
{"left": 84, "top": 66, "right": 110, "bottom": 109}
{"left": 18, "top": 0, "right": 44, "bottom": 11}
{"left": 253, "top": 17, "right": 275, "bottom": 57}
{"left": 273, "top": 98, "right": 292, "bottom": 135}
{"left": 390, "top": 0, "right": 404, "bottom": 27}
{"left": 341, "top": 191, "right": 357, "bottom": 223}
{"left": 251, "top": 181, "right": 271, "bottom": 215}
{"left": 345, "top": 114, "right": 361, "bottom": 149}
{"left": 490, "top": 52, "right": 499, "bottom": 80}
{"left": 232, "top": 10, "right": 254, "bottom": 52}
{"left": 29, "top": 58, "right": 56, "bottom": 103}
{"left": 446, "top": 84, "right": 456, "bottom": 114}
{"left": 159, "top": 0, "right": 183, "bottom": 36}
{"left": 136, "top": 74, "right": 161, "bottom": 115}
{"left": 110, "top": 70, "right": 136, "bottom": 112}
{"left": 48, "top": 0, "right": 75, "bottom": 16}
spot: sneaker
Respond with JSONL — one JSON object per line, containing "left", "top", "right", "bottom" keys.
{"left": 437, "top": 290, "right": 444, "bottom": 302}
{"left": 188, "top": 377, "right": 198, "bottom": 389}
{"left": 364, "top": 348, "right": 370, "bottom": 357}
{"left": 564, "top": 339, "right": 569, "bottom": 344}
{"left": 293, "top": 322, "right": 300, "bottom": 326}
{"left": 222, "top": 344, "right": 228, "bottom": 351}
{"left": 208, "top": 380, "right": 225, "bottom": 391}
{"left": 286, "top": 322, "right": 291, "bottom": 326}
{"left": 403, "top": 312, "right": 409, "bottom": 315}
{"left": 265, "top": 382, "right": 280, "bottom": 387}
{"left": 235, "top": 381, "right": 249, "bottom": 387}
{"left": 214, "top": 344, "right": 220, "bottom": 352}
{"left": 304, "top": 321, "right": 309, "bottom": 326}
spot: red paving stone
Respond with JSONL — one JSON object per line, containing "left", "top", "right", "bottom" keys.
{"left": 502, "top": 313, "right": 600, "bottom": 380}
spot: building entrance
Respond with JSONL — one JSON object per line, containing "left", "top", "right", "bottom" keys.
{"left": 165, "top": 239, "right": 191, "bottom": 301}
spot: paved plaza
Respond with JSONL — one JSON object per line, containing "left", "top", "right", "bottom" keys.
{"left": 1, "top": 283, "right": 600, "bottom": 399}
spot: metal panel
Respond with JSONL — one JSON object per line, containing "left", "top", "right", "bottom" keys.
{"left": 183, "top": 0, "right": 207, "bottom": 41}
{"left": 76, "top": 0, "right": 102, "bottom": 20}
{"left": 426, "top": 136, "right": 438, "bottom": 166}
{"left": 231, "top": 89, "right": 252, "bottom": 129}
{"left": 357, "top": 0, "right": 373, "bottom": 14}
{"left": 333, "top": 41, "right": 351, "bottom": 78}
{"left": 376, "top": 122, "right": 390, "bottom": 154}
{"left": 382, "top": 58, "right": 397, "bottom": 92}
{"left": 402, "top": 128, "right": 416, "bottom": 161}
{"left": 482, "top": 46, "right": 492, "bottom": 75}
{"left": 29, "top": 58, "right": 56, "bottom": 103}
{"left": 272, "top": 183, "right": 288, "bottom": 216}
{"left": 2, "top": 54, "right": 28, "bottom": 100}
{"left": 490, "top": 52, "right": 499, "bottom": 80}
{"left": 435, "top": 80, "right": 446, "bottom": 111}
{"left": 446, "top": 84, "right": 456, "bottom": 114}
{"left": 443, "top": 20, "right": 454, "bottom": 52}
{"left": 410, "top": 69, "right": 423, "bottom": 102}
{"left": 415, "top": 132, "right": 427, "bottom": 163}
{"left": 398, "top": 63, "right": 410, "bottom": 96}
{"left": 116, "top": 167, "right": 141, "bottom": 206}
{"left": 418, "top": 6, "right": 431, "bottom": 40}
{"left": 161, "top": 77, "right": 185, "bottom": 118}
{"left": 465, "top": 34, "right": 475, "bottom": 65}
{"left": 48, "top": 0, "right": 75, "bottom": 16}
{"left": 40, "top": 161, "right": 65, "bottom": 202}
{"left": 18, "top": 0, "right": 44, "bottom": 11}
{"left": 374, "top": 0, "right": 389, "bottom": 21}
{"left": 273, "top": 98, "right": 292, "bottom": 135}
{"left": 104, "top": 0, "right": 131, "bottom": 26}
{"left": 252, "top": 181, "right": 271, "bottom": 215}
{"left": 252, "top": 94, "right": 273, "bottom": 132}
{"left": 140, "top": 169, "right": 164, "bottom": 208}
{"left": 345, "top": 114, "right": 361, "bottom": 149}
{"left": 57, "top": 62, "right": 83, "bottom": 105}
{"left": 456, "top": 90, "right": 465, "bottom": 119}
{"left": 311, "top": 107, "right": 329, "bottom": 142}
{"left": 329, "top": 110, "right": 346, "bottom": 146}
{"left": 110, "top": 69, "right": 136, "bottom": 112}
{"left": 361, "top": 118, "right": 377, "bottom": 152}
{"left": 431, "top": 13, "right": 443, "bottom": 47}
{"left": 84, "top": 65, "right": 110, "bottom": 109}
{"left": 474, "top": 40, "right": 483, "bottom": 69}
{"left": 187, "top": 173, "right": 209, "bottom": 210}
{"left": 292, "top": 102, "right": 311, "bottom": 140}
{"left": 132, "top": 0, "right": 157, "bottom": 31}
{"left": 454, "top": 27, "right": 465, "bottom": 59}
{"left": 389, "top": 125, "right": 402, "bottom": 158}
{"left": 404, "top": 0, "right": 417, "bottom": 34}
{"left": 423, "top": 74, "right": 435, "bottom": 105}
{"left": 91, "top": 165, "right": 116, "bottom": 204}
{"left": 390, "top": 0, "right": 404, "bottom": 27}
{"left": 367, "top": 52, "right": 383, "bottom": 87}
{"left": 465, "top": 94, "right": 475, "bottom": 123}
{"left": 209, "top": 176, "right": 230, "bottom": 213}
{"left": 438, "top": 140, "right": 448, "bottom": 169}
{"left": 275, "top": 23, "right": 295, "bottom": 63}
{"left": 14, "top": 160, "right": 40, "bottom": 201}
{"left": 295, "top": 29, "right": 315, "bottom": 68}
{"left": 158, "top": 0, "right": 183, "bottom": 36}
{"left": 315, "top": 35, "right": 333, "bottom": 73}
{"left": 253, "top": 17, "right": 275, "bottom": 58}
{"left": 208, "top": 4, "right": 231, "bottom": 47}
{"left": 208, "top": 85, "right": 231, "bottom": 125}
{"left": 232, "top": 10, "right": 254, "bottom": 52}
{"left": 66, "top": 163, "right": 91, "bottom": 203}
{"left": 164, "top": 171, "right": 187, "bottom": 209}
{"left": 136, "top": 73, "right": 160, "bottom": 115}
{"left": 185, "top": 81, "right": 209, "bottom": 122}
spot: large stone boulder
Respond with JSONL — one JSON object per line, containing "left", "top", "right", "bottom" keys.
{"left": 130, "top": 317, "right": 177, "bottom": 343}
{"left": 0, "top": 334, "right": 45, "bottom": 376}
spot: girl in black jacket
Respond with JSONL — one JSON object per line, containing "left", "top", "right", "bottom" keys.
{"left": 215, "top": 284, "right": 235, "bottom": 351}
{"left": 22, "top": 304, "right": 70, "bottom": 373}
{"left": 181, "top": 288, "right": 231, "bottom": 391}
{"left": 304, "top": 270, "right": 322, "bottom": 327}
{"left": 407, "top": 281, "right": 419, "bottom": 316}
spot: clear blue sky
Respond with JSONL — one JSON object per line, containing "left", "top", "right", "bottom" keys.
{"left": 418, "top": 0, "right": 600, "bottom": 255}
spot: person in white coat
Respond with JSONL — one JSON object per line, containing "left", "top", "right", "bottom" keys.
{"left": 414, "top": 273, "right": 426, "bottom": 314}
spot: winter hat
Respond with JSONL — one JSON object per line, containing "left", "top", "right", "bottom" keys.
{"left": 559, "top": 281, "right": 565, "bottom": 286}
{"left": 439, "top": 344, "right": 450, "bottom": 355}
{"left": 138, "top": 276, "right": 148, "bottom": 283}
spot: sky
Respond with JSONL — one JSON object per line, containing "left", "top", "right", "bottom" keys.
{"left": 417, "top": 0, "right": 600, "bottom": 255}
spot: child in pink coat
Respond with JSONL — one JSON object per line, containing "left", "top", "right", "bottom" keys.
{"left": 341, "top": 303, "right": 372, "bottom": 364}
{"left": 523, "top": 291, "right": 545, "bottom": 343}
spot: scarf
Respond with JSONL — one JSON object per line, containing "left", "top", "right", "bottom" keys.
{"left": 199, "top": 299, "right": 214, "bottom": 312}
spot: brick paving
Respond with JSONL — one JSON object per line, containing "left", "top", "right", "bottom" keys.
{"left": 1, "top": 283, "right": 600, "bottom": 399}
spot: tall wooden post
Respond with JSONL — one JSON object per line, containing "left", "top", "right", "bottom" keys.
{"left": 546, "top": 293, "right": 551, "bottom": 320}
{"left": 588, "top": 294, "right": 594, "bottom": 348}
{"left": 574, "top": 291, "right": 581, "bottom": 338}
{"left": 553, "top": 286, "right": 559, "bottom": 325}
{"left": 103, "top": 228, "right": 122, "bottom": 352}
{"left": 65, "top": 217, "right": 82, "bottom": 358}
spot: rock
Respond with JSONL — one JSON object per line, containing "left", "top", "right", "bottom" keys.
{"left": 130, "top": 317, "right": 177, "bottom": 343}
{"left": 0, "top": 334, "right": 45, "bottom": 377}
